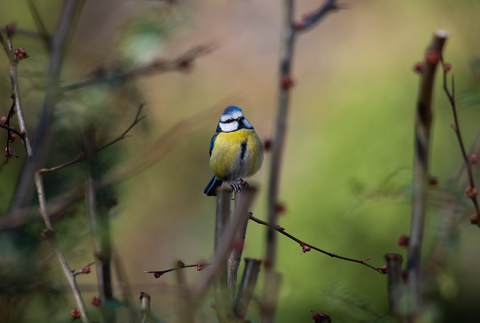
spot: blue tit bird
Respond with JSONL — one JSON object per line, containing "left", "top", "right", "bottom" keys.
{"left": 204, "top": 106, "right": 264, "bottom": 196}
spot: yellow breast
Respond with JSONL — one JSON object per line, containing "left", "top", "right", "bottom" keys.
{"left": 210, "top": 129, "right": 264, "bottom": 181}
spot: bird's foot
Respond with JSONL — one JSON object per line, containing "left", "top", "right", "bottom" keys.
{"left": 230, "top": 179, "right": 248, "bottom": 200}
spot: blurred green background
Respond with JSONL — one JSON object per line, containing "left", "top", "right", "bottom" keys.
{"left": 1, "top": 0, "right": 480, "bottom": 322}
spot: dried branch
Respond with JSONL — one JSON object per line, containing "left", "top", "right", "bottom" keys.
{"left": 27, "top": 0, "right": 52, "bottom": 52}
{"left": 250, "top": 213, "right": 385, "bottom": 274}
{"left": 440, "top": 59, "right": 480, "bottom": 226}
{"left": 34, "top": 171, "right": 90, "bottom": 323}
{"left": 407, "top": 29, "right": 447, "bottom": 317}
{"left": 61, "top": 45, "right": 216, "bottom": 92}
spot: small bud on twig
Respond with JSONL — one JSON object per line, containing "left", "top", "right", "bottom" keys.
{"left": 281, "top": 75, "right": 295, "bottom": 89}
{"left": 444, "top": 63, "right": 452, "bottom": 72}
{"left": 70, "top": 309, "right": 80, "bottom": 321}
{"left": 470, "top": 154, "right": 478, "bottom": 165}
{"left": 0, "top": 116, "right": 7, "bottom": 124}
{"left": 397, "top": 234, "right": 409, "bottom": 247}
{"left": 470, "top": 214, "right": 479, "bottom": 224}
{"left": 414, "top": 63, "right": 424, "bottom": 73}
{"left": 91, "top": 297, "right": 101, "bottom": 307}
{"left": 426, "top": 49, "right": 440, "bottom": 64}
{"left": 465, "top": 187, "right": 478, "bottom": 198}
{"left": 302, "top": 244, "right": 311, "bottom": 253}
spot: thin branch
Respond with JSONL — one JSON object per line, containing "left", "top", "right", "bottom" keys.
{"left": 61, "top": 45, "right": 216, "bottom": 92}
{"left": 72, "top": 261, "right": 95, "bottom": 277}
{"left": 144, "top": 261, "right": 208, "bottom": 278}
{"left": 407, "top": 29, "right": 448, "bottom": 318}
{"left": 233, "top": 258, "right": 262, "bottom": 319}
{"left": 295, "top": 0, "right": 340, "bottom": 32}
{"left": 264, "top": 2, "right": 339, "bottom": 320}
{"left": 0, "top": 121, "right": 26, "bottom": 138}
{"left": 0, "top": 30, "right": 33, "bottom": 157}
{"left": 34, "top": 171, "right": 90, "bottom": 323}
{"left": 250, "top": 213, "right": 385, "bottom": 274}
{"left": 440, "top": 59, "right": 480, "bottom": 225}
{"left": 140, "top": 292, "right": 151, "bottom": 323}
{"left": 27, "top": 0, "right": 52, "bottom": 52}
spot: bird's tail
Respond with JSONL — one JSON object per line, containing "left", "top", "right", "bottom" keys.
{"left": 204, "top": 176, "right": 223, "bottom": 196}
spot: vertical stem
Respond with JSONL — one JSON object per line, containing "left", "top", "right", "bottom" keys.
{"left": 262, "top": 2, "right": 295, "bottom": 322}
{"left": 385, "top": 253, "right": 404, "bottom": 321}
{"left": 213, "top": 187, "right": 235, "bottom": 322}
{"left": 34, "top": 171, "right": 90, "bottom": 323}
{"left": 407, "top": 30, "right": 447, "bottom": 319}
{"left": 228, "top": 184, "right": 251, "bottom": 299}
{"left": 83, "top": 126, "right": 114, "bottom": 321}
{"left": 139, "top": 292, "right": 151, "bottom": 323}
{"left": 234, "top": 258, "right": 262, "bottom": 319}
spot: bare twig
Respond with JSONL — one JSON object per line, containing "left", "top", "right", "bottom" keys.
{"left": 263, "top": 1, "right": 339, "bottom": 321}
{"left": 27, "top": 0, "right": 52, "bottom": 52}
{"left": 144, "top": 261, "right": 208, "bottom": 278}
{"left": 440, "top": 59, "right": 480, "bottom": 225}
{"left": 407, "top": 29, "right": 447, "bottom": 317}
{"left": 8, "top": 0, "right": 86, "bottom": 215}
{"left": 250, "top": 213, "right": 384, "bottom": 274}
{"left": 61, "top": 45, "right": 216, "bottom": 92}
{"left": 0, "top": 122, "right": 27, "bottom": 138}
{"left": 0, "top": 30, "right": 33, "bottom": 157}
{"left": 34, "top": 171, "right": 90, "bottom": 322}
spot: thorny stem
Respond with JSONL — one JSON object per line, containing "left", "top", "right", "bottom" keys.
{"left": 250, "top": 213, "right": 385, "bottom": 274}
{"left": 441, "top": 59, "right": 480, "bottom": 225}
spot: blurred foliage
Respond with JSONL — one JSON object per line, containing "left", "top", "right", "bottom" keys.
{"left": 1, "top": 0, "right": 480, "bottom": 322}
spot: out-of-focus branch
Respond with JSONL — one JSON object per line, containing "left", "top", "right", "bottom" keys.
{"left": 234, "top": 258, "right": 262, "bottom": 319}
{"left": 407, "top": 29, "right": 447, "bottom": 318}
{"left": 34, "top": 171, "right": 90, "bottom": 323}
{"left": 385, "top": 253, "right": 404, "bottom": 321}
{"left": 83, "top": 127, "right": 114, "bottom": 316}
{"left": 140, "top": 292, "right": 151, "bottom": 323}
{"left": 8, "top": 0, "right": 86, "bottom": 215}
{"left": 27, "top": 0, "right": 52, "bottom": 53}
{"left": 61, "top": 45, "right": 216, "bottom": 92}
{"left": 440, "top": 59, "right": 480, "bottom": 226}
{"left": 250, "top": 213, "right": 385, "bottom": 274}
{"left": 263, "top": 1, "right": 339, "bottom": 321}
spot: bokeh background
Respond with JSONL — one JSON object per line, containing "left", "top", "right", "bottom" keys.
{"left": 1, "top": 0, "right": 480, "bottom": 322}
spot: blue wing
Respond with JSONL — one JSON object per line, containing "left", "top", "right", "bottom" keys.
{"left": 209, "top": 132, "right": 219, "bottom": 156}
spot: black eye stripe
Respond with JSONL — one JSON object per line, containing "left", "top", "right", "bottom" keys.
{"left": 222, "top": 117, "right": 243, "bottom": 124}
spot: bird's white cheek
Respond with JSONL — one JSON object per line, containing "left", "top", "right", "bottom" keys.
{"left": 219, "top": 121, "right": 239, "bottom": 132}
